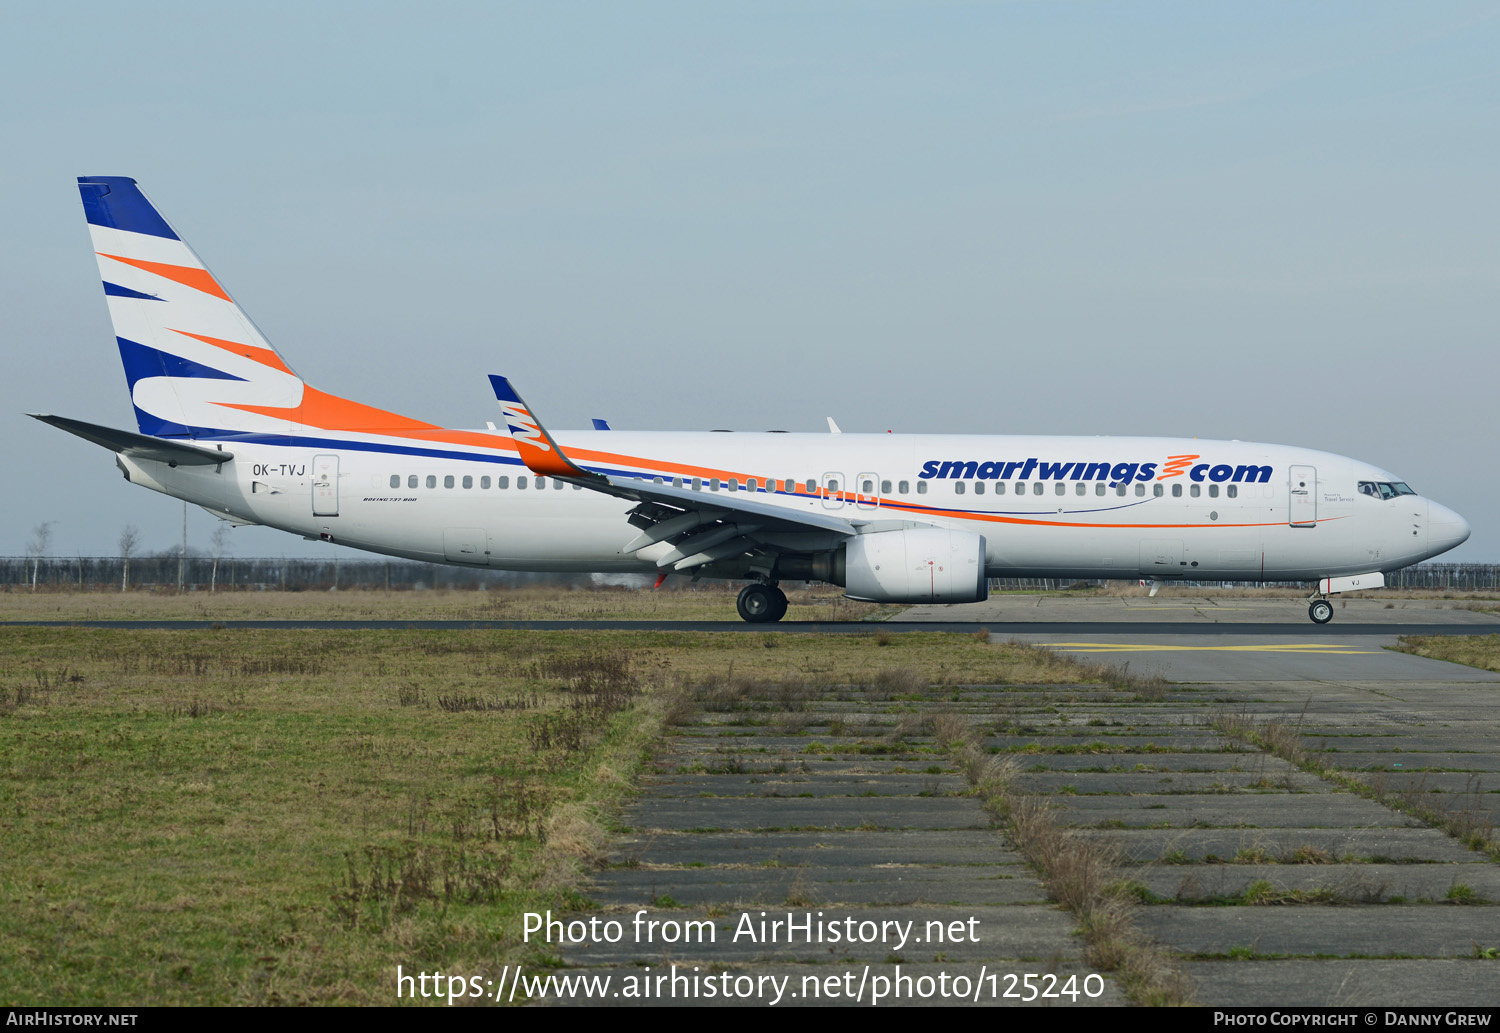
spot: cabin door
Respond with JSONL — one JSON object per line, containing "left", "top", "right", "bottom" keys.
{"left": 312, "top": 455, "right": 339, "bottom": 517}
{"left": 1289, "top": 465, "right": 1317, "bottom": 527}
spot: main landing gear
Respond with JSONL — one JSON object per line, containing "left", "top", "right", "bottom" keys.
{"left": 1308, "top": 598, "right": 1333, "bottom": 625}
{"left": 737, "top": 582, "right": 789, "bottom": 623}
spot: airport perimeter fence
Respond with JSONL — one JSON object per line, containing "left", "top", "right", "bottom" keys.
{"left": 0, "top": 555, "right": 603, "bottom": 592}
{"left": 3, "top": 557, "right": 1499, "bottom": 594}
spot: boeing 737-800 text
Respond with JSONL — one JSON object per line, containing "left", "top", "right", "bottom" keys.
{"left": 34, "top": 177, "right": 1471, "bottom": 623}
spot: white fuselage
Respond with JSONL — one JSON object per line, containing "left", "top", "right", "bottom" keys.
{"left": 116, "top": 428, "right": 1468, "bottom": 583}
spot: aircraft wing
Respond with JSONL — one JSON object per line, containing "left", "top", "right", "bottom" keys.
{"left": 488, "top": 376, "right": 861, "bottom": 571}
{"left": 31, "top": 413, "right": 234, "bottom": 466}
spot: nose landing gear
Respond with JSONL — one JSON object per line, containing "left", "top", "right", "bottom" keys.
{"left": 737, "top": 581, "right": 789, "bottom": 623}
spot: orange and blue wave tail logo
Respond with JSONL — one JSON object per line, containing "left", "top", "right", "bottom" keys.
{"left": 487, "top": 375, "right": 587, "bottom": 478}
{"left": 78, "top": 176, "right": 305, "bottom": 438}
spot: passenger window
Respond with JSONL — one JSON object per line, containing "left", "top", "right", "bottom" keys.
{"left": 1095, "top": 484, "right": 1105, "bottom": 496}
{"left": 1153, "top": 484, "right": 1163, "bottom": 497}
{"left": 426, "top": 475, "right": 436, "bottom": 489}
{"left": 673, "top": 477, "right": 683, "bottom": 488}
{"left": 1190, "top": 484, "right": 1200, "bottom": 498}
{"left": 862, "top": 479, "right": 873, "bottom": 494}
{"left": 917, "top": 481, "right": 928, "bottom": 495}
{"left": 748, "top": 478, "right": 758, "bottom": 492}
{"left": 897, "top": 481, "right": 908, "bottom": 494}
{"left": 481, "top": 476, "right": 491, "bottom": 489}
{"left": 408, "top": 475, "right": 418, "bottom": 489}
{"left": 1076, "top": 483, "right": 1085, "bottom": 496}
{"left": 1135, "top": 484, "right": 1145, "bottom": 497}
{"left": 555, "top": 479, "right": 564, "bottom": 490}
{"left": 974, "top": 482, "right": 985, "bottom": 495}
{"left": 517, "top": 476, "right": 527, "bottom": 489}
{"left": 1172, "top": 484, "right": 1182, "bottom": 498}
{"left": 805, "top": 479, "right": 816, "bottom": 493}
{"left": 1016, "top": 482, "right": 1026, "bottom": 495}
{"left": 710, "top": 478, "right": 720, "bottom": 491}
{"left": 692, "top": 477, "right": 702, "bottom": 491}
{"left": 498, "top": 476, "right": 509, "bottom": 489}
{"left": 1116, "top": 485, "right": 1126, "bottom": 497}
{"left": 1208, "top": 484, "right": 1219, "bottom": 498}
{"left": 462, "top": 475, "right": 473, "bottom": 489}
{"left": 1033, "top": 483, "right": 1044, "bottom": 496}
{"left": 995, "top": 483, "right": 1006, "bottom": 495}
{"left": 1056, "top": 483, "right": 1065, "bottom": 496}
{"left": 389, "top": 474, "right": 399, "bottom": 488}
{"left": 955, "top": 482, "right": 966, "bottom": 495}
{"left": 1227, "top": 485, "right": 1237, "bottom": 499}
{"left": 536, "top": 477, "right": 546, "bottom": 489}
{"left": 881, "top": 480, "right": 891, "bottom": 494}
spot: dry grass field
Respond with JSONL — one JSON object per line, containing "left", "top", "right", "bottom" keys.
{"left": 1394, "top": 633, "right": 1500, "bottom": 672}
{"left": 0, "top": 624, "right": 1091, "bottom": 1005}
{"left": 0, "top": 584, "right": 892, "bottom": 623}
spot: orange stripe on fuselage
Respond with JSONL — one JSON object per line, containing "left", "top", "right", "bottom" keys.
{"left": 96, "top": 253, "right": 233, "bottom": 302}
{"left": 260, "top": 411, "right": 1316, "bottom": 532}
{"left": 169, "top": 329, "right": 295, "bottom": 375}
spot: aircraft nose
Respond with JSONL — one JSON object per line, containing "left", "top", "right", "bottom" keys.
{"left": 1428, "top": 501, "right": 1471, "bottom": 555}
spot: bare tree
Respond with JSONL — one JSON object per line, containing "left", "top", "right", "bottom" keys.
{"left": 119, "top": 524, "right": 140, "bottom": 592}
{"left": 27, "top": 522, "right": 53, "bottom": 590}
{"left": 210, "top": 522, "right": 232, "bottom": 593}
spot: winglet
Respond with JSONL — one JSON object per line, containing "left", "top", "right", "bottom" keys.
{"left": 591, "top": 418, "right": 612, "bottom": 431}
{"left": 488, "top": 375, "right": 600, "bottom": 481}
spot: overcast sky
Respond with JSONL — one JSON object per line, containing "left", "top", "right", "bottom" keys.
{"left": 4, "top": 1, "right": 1497, "bottom": 563}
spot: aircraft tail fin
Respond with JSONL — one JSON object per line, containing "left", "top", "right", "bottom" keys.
{"left": 77, "top": 177, "right": 431, "bottom": 441}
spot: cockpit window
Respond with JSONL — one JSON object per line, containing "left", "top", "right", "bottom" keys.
{"left": 1359, "top": 480, "right": 1417, "bottom": 500}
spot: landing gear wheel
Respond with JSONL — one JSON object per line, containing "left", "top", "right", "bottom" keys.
{"left": 737, "top": 583, "right": 778, "bottom": 623}
{"left": 1308, "top": 599, "right": 1333, "bottom": 625}
{"left": 768, "top": 586, "right": 789, "bottom": 622}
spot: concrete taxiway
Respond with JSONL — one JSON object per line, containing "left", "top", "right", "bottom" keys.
{"left": 544, "top": 597, "right": 1500, "bottom": 1007}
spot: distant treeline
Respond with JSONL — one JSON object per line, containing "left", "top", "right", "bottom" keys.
{"left": 2, "top": 556, "right": 1498, "bottom": 593}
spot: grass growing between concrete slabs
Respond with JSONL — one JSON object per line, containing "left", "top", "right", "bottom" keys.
{"left": 0, "top": 627, "right": 1096, "bottom": 1005}
{"left": 933, "top": 715, "right": 1193, "bottom": 1006}
{"left": 1210, "top": 710, "right": 1499, "bottom": 864}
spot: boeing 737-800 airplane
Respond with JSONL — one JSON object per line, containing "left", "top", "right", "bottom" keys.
{"left": 35, "top": 177, "right": 1471, "bottom": 623}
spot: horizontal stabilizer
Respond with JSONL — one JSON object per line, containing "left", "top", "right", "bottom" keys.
{"left": 30, "top": 413, "right": 233, "bottom": 466}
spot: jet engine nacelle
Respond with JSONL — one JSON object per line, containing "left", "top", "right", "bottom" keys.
{"left": 843, "top": 528, "right": 988, "bottom": 604}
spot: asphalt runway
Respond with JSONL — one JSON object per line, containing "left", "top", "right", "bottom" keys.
{"left": 1, "top": 620, "right": 1494, "bottom": 635}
